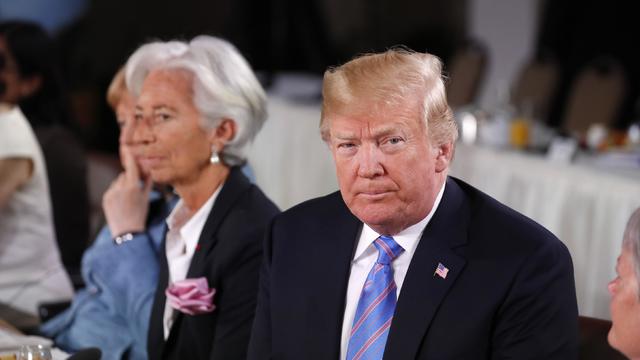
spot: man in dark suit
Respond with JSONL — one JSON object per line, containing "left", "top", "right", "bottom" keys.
{"left": 248, "top": 48, "right": 578, "bottom": 359}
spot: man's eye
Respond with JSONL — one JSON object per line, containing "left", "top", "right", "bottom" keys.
{"left": 338, "top": 143, "right": 355, "bottom": 149}
{"left": 383, "top": 137, "right": 404, "bottom": 146}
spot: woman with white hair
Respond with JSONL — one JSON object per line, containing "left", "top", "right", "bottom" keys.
{"left": 608, "top": 207, "right": 640, "bottom": 359}
{"left": 124, "top": 36, "right": 279, "bottom": 359}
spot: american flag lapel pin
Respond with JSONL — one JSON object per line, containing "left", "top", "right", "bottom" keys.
{"left": 434, "top": 262, "right": 449, "bottom": 279}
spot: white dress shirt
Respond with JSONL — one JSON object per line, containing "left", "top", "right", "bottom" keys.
{"left": 162, "top": 186, "right": 221, "bottom": 339}
{"left": 339, "top": 182, "right": 446, "bottom": 360}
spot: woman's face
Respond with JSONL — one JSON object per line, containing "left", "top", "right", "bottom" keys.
{"left": 115, "top": 91, "right": 151, "bottom": 176}
{"left": 0, "top": 36, "right": 23, "bottom": 104}
{"left": 131, "top": 69, "right": 213, "bottom": 187}
{"left": 608, "top": 247, "right": 640, "bottom": 358}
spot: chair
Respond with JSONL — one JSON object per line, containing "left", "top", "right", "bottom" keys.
{"left": 511, "top": 58, "right": 559, "bottom": 122}
{"left": 86, "top": 151, "right": 121, "bottom": 240}
{"left": 34, "top": 125, "right": 89, "bottom": 288}
{"left": 578, "top": 316, "right": 626, "bottom": 360}
{"left": 562, "top": 57, "right": 626, "bottom": 136}
{"left": 446, "top": 40, "right": 487, "bottom": 109}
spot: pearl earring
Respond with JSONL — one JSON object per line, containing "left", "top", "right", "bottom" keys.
{"left": 210, "top": 146, "right": 220, "bottom": 164}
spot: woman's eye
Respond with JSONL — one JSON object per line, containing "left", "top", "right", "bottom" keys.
{"left": 154, "top": 113, "right": 173, "bottom": 122}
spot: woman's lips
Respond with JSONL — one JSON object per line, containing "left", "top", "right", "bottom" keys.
{"left": 138, "top": 156, "right": 164, "bottom": 169}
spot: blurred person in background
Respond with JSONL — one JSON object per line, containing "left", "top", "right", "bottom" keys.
{"left": 125, "top": 35, "right": 279, "bottom": 359}
{"left": 0, "top": 20, "right": 89, "bottom": 280}
{"left": 0, "top": 100, "right": 73, "bottom": 318}
{"left": 40, "top": 67, "right": 177, "bottom": 360}
{"left": 608, "top": 207, "right": 640, "bottom": 359}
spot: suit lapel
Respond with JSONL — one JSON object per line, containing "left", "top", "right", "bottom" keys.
{"left": 186, "top": 167, "right": 251, "bottom": 278}
{"left": 384, "top": 177, "right": 470, "bottom": 359}
{"left": 148, "top": 223, "right": 171, "bottom": 359}
{"left": 307, "top": 193, "right": 361, "bottom": 358}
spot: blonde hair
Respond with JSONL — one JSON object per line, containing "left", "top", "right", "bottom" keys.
{"left": 106, "top": 67, "right": 126, "bottom": 110}
{"left": 321, "top": 48, "right": 457, "bottom": 145}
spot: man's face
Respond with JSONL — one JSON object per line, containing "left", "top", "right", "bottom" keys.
{"left": 326, "top": 97, "right": 450, "bottom": 235}
{"left": 608, "top": 247, "right": 640, "bottom": 358}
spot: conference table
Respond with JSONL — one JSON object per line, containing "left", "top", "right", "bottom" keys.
{"left": 249, "top": 93, "right": 640, "bottom": 319}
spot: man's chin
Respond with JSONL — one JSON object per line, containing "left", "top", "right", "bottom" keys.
{"left": 352, "top": 207, "right": 398, "bottom": 229}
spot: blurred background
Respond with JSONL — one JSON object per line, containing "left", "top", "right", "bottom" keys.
{"left": 1, "top": 0, "right": 639, "bottom": 153}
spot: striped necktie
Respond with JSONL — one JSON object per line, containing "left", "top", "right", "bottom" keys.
{"left": 347, "top": 235, "right": 404, "bottom": 360}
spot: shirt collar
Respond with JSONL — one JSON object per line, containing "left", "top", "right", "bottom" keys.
{"left": 353, "top": 180, "right": 447, "bottom": 261}
{"left": 165, "top": 185, "right": 222, "bottom": 254}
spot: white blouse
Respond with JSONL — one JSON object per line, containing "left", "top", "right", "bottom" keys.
{"left": 0, "top": 106, "right": 73, "bottom": 315}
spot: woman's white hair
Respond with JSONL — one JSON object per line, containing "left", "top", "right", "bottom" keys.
{"left": 623, "top": 207, "right": 640, "bottom": 297}
{"left": 125, "top": 36, "right": 267, "bottom": 166}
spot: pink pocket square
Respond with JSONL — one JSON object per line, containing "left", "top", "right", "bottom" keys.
{"left": 165, "top": 277, "right": 216, "bottom": 315}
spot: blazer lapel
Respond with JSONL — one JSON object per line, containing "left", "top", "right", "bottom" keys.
{"left": 148, "top": 223, "right": 171, "bottom": 359}
{"left": 186, "top": 167, "right": 251, "bottom": 278}
{"left": 164, "top": 168, "right": 251, "bottom": 337}
{"left": 384, "top": 177, "right": 470, "bottom": 359}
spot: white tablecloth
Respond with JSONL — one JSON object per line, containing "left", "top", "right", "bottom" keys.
{"left": 249, "top": 95, "right": 640, "bottom": 319}
{"left": 450, "top": 144, "right": 640, "bottom": 319}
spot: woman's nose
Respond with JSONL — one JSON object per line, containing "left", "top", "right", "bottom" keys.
{"left": 607, "top": 279, "right": 617, "bottom": 296}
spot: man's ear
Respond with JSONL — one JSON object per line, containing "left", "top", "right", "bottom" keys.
{"left": 208, "top": 118, "right": 237, "bottom": 149}
{"left": 434, "top": 141, "right": 454, "bottom": 173}
{"left": 19, "top": 74, "right": 42, "bottom": 98}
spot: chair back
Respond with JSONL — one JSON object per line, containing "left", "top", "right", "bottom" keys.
{"left": 563, "top": 58, "right": 626, "bottom": 135}
{"left": 512, "top": 59, "right": 559, "bottom": 121}
{"left": 86, "top": 152, "right": 121, "bottom": 239}
{"left": 34, "top": 125, "right": 89, "bottom": 285}
{"left": 446, "top": 40, "right": 487, "bottom": 109}
{"left": 578, "top": 316, "right": 626, "bottom": 360}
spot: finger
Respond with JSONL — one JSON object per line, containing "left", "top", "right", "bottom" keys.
{"left": 142, "top": 174, "right": 153, "bottom": 196}
{"left": 121, "top": 145, "right": 140, "bottom": 183}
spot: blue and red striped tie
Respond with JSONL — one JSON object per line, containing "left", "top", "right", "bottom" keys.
{"left": 347, "top": 235, "right": 404, "bottom": 360}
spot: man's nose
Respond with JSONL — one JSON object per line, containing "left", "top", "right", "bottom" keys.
{"left": 356, "top": 144, "right": 384, "bottom": 178}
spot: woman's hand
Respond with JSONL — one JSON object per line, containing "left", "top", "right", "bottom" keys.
{"left": 102, "top": 145, "right": 152, "bottom": 236}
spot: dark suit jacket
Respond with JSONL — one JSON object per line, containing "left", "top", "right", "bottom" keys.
{"left": 248, "top": 177, "right": 578, "bottom": 359}
{"left": 148, "top": 167, "right": 279, "bottom": 360}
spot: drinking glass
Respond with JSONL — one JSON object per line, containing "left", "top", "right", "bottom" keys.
{"left": 17, "top": 344, "right": 52, "bottom": 360}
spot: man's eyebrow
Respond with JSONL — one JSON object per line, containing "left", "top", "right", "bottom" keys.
{"left": 332, "top": 132, "right": 358, "bottom": 140}
{"left": 371, "top": 126, "right": 399, "bottom": 137}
